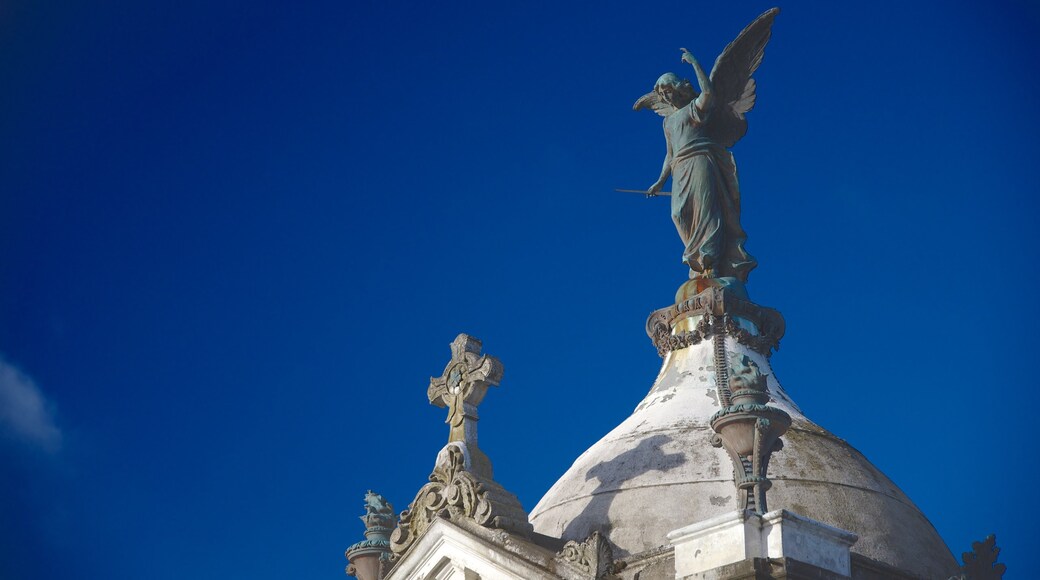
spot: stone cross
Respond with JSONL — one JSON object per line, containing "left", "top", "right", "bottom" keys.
{"left": 427, "top": 334, "right": 503, "bottom": 479}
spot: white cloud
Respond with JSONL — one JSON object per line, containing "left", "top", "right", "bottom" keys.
{"left": 0, "top": 356, "right": 61, "bottom": 452}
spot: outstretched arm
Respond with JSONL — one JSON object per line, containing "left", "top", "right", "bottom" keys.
{"left": 647, "top": 122, "right": 673, "bottom": 197}
{"left": 681, "top": 48, "right": 713, "bottom": 115}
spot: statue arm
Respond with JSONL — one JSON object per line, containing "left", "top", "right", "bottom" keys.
{"left": 648, "top": 123, "right": 672, "bottom": 196}
{"left": 681, "top": 49, "right": 713, "bottom": 115}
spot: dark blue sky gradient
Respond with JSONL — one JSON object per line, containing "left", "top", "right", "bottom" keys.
{"left": 1, "top": 1, "right": 1037, "bottom": 578}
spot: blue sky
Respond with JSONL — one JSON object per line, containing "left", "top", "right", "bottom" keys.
{"left": 1, "top": 1, "right": 1036, "bottom": 578}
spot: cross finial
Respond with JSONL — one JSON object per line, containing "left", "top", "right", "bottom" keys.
{"left": 427, "top": 334, "right": 503, "bottom": 478}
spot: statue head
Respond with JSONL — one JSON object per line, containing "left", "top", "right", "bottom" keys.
{"left": 654, "top": 72, "right": 697, "bottom": 107}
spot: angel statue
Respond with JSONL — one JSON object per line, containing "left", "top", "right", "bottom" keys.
{"left": 634, "top": 8, "right": 778, "bottom": 282}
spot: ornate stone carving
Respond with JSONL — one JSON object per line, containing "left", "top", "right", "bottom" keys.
{"left": 646, "top": 285, "right": 791, "bottom": 513}
{"left": 949, "top": 535, "right": 1006, "bottom": 580}
{"left": 709, "top": 354, "right": 790, "bottom": 514}
{"left": 345, "top": 491, "right": 396, "bottom": 580}
{"left": 389, "top": 334, "right": 531, "bottom": 562}
{"left": 428, "top": 333, "right": 504, "bottom": 479}
{"left": 646, "top": 286, "right": 785, "bottom": 357}
{"left": 389, "top": 443, "right": 532, "bottom": 558}
{"left": 556, "top": 531, "right": 625, "bottom": 579}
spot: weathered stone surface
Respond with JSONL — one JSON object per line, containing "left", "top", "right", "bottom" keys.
{"left": 385, "top": 518, "right": 559, "bottom": 580}
{"left": 428, "top": 333, "right": 504, "bottom": 480}
{"left": 555, "top": 531, "right": 624, "bottom": 579}
{"left": 390, "top": 442, "right": 533, "bottom": 559}
{"left": 529, "top": 336, "right": 959, "bottom": 579}
{"left": 614, "top": 547, "right": 675, "bottom": 580}
{"left": 389, "top": 334, "right": 532, "bottom": 565}
{"left": 668, "top": 510, "right": 857, "bottom": 578}
{"left": 385, "top": 517, "right": 624, "bottom": 580}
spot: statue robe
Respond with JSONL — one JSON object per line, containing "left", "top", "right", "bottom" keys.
{"left": 665, "top": 103, "right": 757, "bottom": 281}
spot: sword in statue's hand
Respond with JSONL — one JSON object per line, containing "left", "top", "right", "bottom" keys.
{"left": 615, "top": 188, "right": 673, "bottom": 198}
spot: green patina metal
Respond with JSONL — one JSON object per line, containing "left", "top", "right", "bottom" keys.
{"left": 345, "top": 538, "right": 392, "bottom": 554}
{"left": 710, "top": 403, "right": 791, "bottom": 424}
{"left": 345, "top": 490, "right": 396, "bottom": 577}
{"left": 709, "top": 353, "right": 791, "bottom": 514}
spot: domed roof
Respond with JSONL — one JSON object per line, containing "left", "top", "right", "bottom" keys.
{"left": 529, "top": 334, "right": 958, "bottom": 579}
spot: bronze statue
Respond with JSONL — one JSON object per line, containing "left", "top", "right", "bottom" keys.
{"left": 635, "top": 8, "right": 778, "bottom": 282}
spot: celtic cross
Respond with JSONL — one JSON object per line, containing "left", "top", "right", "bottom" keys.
{"left": 427, "top": 334, "right": 503, "bottom": 479}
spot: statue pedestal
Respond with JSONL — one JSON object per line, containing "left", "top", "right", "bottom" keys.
{"left": 668, "top": 510, "right": 858, "bottom": 578}
{"left": 676, "top": 276, "right": 748, "bottom": 303}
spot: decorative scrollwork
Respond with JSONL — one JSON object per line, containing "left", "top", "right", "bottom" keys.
{"left": 709, "top": 433, "right": 724, "bottom": 448}
{"left": 389, "top": 443, "right": 532, "bottom": 559}
{"left": 556, "top": 531, "right": 625, "bottom": 579}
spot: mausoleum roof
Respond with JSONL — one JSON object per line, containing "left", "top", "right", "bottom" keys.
{"left": 529, "top": 324, "right": 959, "bottom": 579}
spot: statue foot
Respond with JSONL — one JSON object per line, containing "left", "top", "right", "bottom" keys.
{"left": 676, "top": 275, "right": 749, "bottom": 303}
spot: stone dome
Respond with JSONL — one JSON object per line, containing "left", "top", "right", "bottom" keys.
{"left": 529, "top": 332, "right": 959, "bottom": 579}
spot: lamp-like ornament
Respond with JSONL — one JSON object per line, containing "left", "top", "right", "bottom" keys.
{"left": 345, "top": 491, "right": 396, "bottom": 580}
{"left": 710, "top": 354, "right": 790, "bottom": 513}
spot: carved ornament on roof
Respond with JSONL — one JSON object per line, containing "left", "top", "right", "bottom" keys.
{"left": 950, "top": 535, "right": 1006, "bottom": 580}
{"left": 709, "top": 354, "right": 790, "bottom": 514}
{"left": 555, "top": 531, "right": 626, "bottom": 580}
{"left": 389, "top": 442, "right": 532, "bottom": 560}
{"left": 388, "top": 334, "right": 531, "bottom": 563}
{"left": 345, "top": 491, "right": 396, "bottom": 579}
{"left": 427, "top": 333, "right": 503, "bottom": 479}
{"left": 646, "top": 286, "right": 785, "bottom": 357}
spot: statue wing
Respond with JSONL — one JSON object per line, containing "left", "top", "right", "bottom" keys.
{"left": 707, "top": 8, "right": 779, "bottom": 147}
{"left": 633, "top": 91, "right": 677, "bottom": 118}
